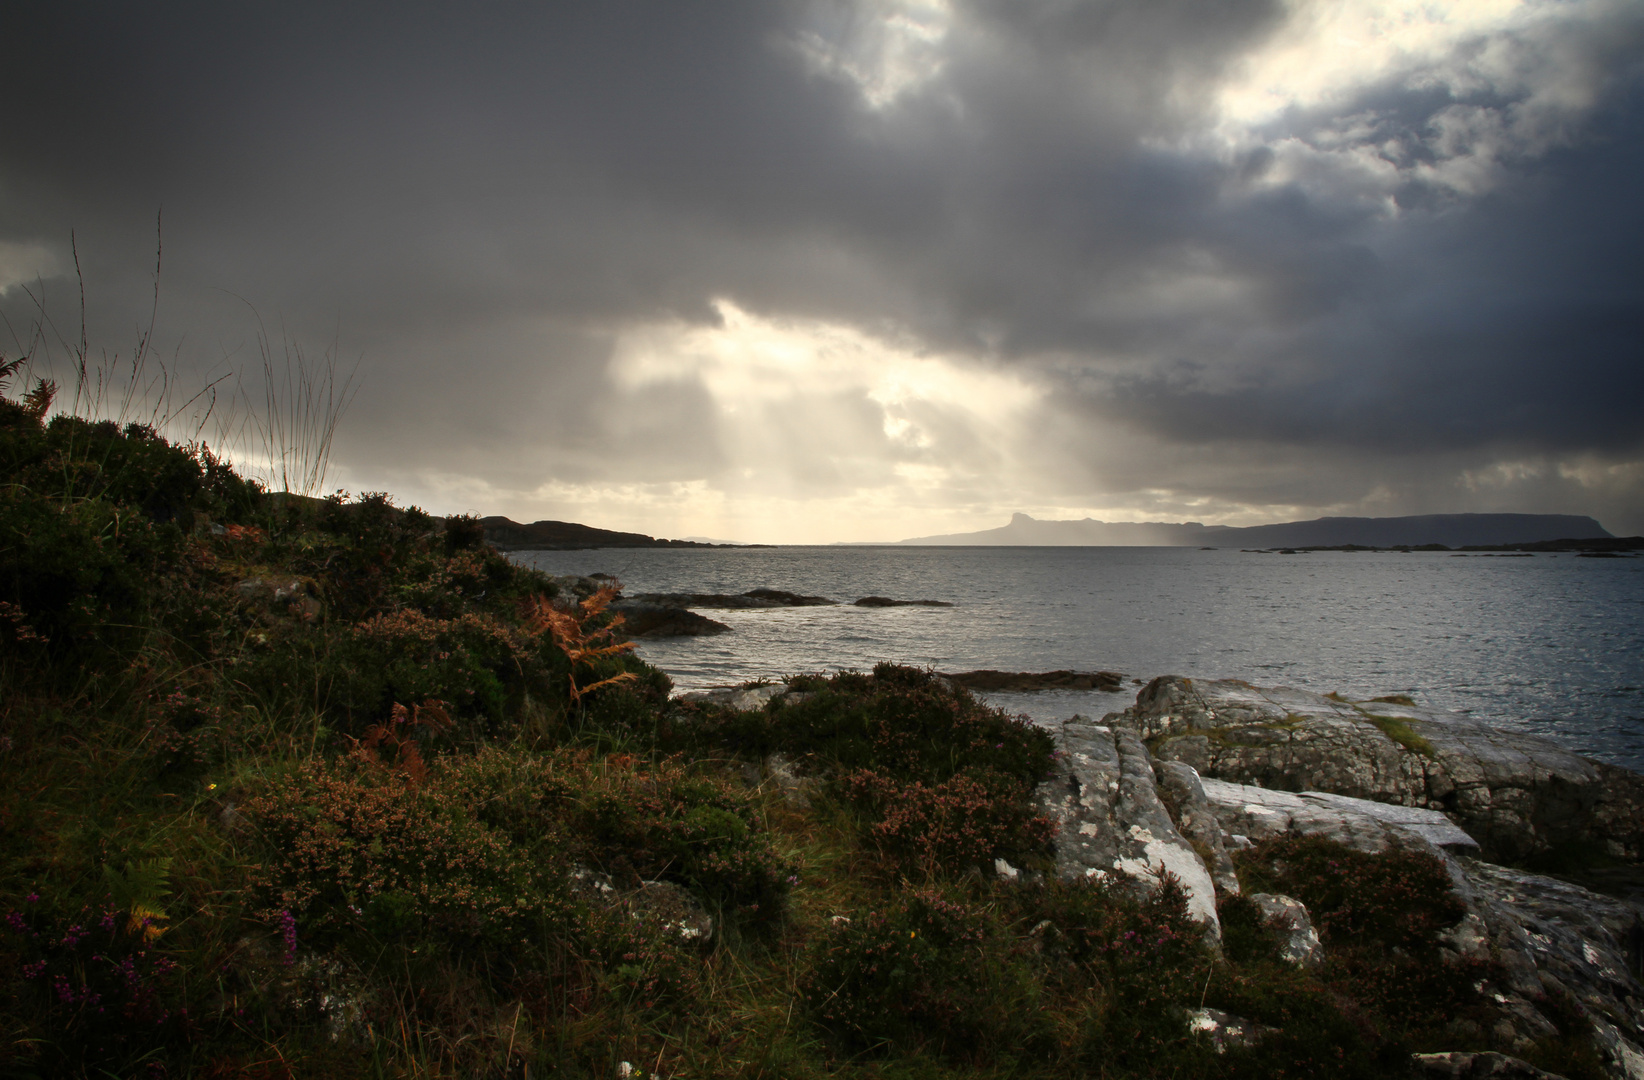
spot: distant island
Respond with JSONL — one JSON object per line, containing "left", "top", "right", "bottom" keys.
{"left": 888, "top": 512, "right": 1623, "bottom": 549}
{"left": 479, "top": 516, "right": 764, "bottom": 551}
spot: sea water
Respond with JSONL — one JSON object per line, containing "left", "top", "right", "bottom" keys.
{"left": 510, "top": 546, "right": 1644, "bottom": 771}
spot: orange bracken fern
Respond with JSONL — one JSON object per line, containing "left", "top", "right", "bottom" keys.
{"left": 521, "top": 583, "right": 638, "bottom": 705}
{"left": 350, "top": 699, "right": 452, "bottom": 785}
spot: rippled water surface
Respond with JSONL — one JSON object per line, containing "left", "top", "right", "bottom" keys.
{"left": 512, "top": 546, "right": 1644, "bottom": 770}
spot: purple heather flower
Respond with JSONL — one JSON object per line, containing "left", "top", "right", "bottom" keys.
{"left": 277, "top": 909, "right": 298, "bottom": 965}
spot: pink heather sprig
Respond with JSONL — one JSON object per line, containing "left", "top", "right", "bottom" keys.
{"left": 277, "top": 909, "right": 298, "bottom": 965}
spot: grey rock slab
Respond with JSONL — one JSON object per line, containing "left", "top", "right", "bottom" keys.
{"left": 1198, "top": 777, "right": 1445, "bottom": 855}
{"left": 1115, "top": 676, "right": 1644, "bottom": 864}
{"left": 1461, "top": 858, "right": 1644, "bottom": 1078}
{"left": 676, "top": 683, "right": 791, "bottom": 710}
{"left": 1154, "top": 760, "right": 1240, "bottom": 895}
{"left": 1293, "top": 790, "right": 1480, "bottom": 852}
{"left": 1034, "top": 719, "right": 1221, "bottom": 938}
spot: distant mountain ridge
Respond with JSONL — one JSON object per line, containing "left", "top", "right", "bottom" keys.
{"left": 479, "top": 517, "right": 730, "bottom": 551}
{"left": 892, "top": 512, "right": 1613, "bottom": 548}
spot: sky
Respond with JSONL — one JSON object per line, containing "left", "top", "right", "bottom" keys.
{"left": 2, "top": 0, "right": 1641, "bottom": 543}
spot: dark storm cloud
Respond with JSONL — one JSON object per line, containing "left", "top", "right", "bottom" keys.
{"left": 2, "top": 0, "right": 1640, "bottom": 536}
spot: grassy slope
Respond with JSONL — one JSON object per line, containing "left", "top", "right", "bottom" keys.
{"left": 0, "top": 385, "right": 1608, "bottom": 1079}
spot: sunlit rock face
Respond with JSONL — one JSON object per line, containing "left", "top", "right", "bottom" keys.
{"left": 1112, "top": 675, "right": 1644, "bottom": 865}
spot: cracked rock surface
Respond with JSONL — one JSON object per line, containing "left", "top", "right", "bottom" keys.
{"left": 1036, "top": 684, "right": 1644, "bottom": 1079}
{"left": 1034, "top": 718, "right": 1222, "bottom": 937}
{"left": 1110, "top": 675, "right": 1644, "bottom": 864}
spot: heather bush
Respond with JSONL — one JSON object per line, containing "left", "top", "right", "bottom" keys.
{"left": 244, "top": 755, "right": 573, "bottom": 949}
{"left": 774, "top": 663, "right": 1055, "bottom": 787}
{"left": 0, "top": 898, "right": 191, "bottom": 1076}
{"left": 586, "top": 909, "right": 701, "bottom": 1012}
{"left": 836, "top": 766, "right": 1056, "bottom": 875}
{"left": 326, "top": 609, "right": 532, "bottom": 733}
{"left": 803, "top": 889, "right": 1038, "bottom": 1059}
{"left": 569, "top": 758, "right": 795, "bottom": 923}
{"left": 1225, "top": 835, "right": 1541, "bottom": 1070}
{"left": 1233, "top": 834, "right": 1465, "bottom": 950}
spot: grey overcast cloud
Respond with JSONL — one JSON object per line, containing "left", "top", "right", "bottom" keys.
{"left": 2, "top": 1, "right": 1641, "bottom": 542}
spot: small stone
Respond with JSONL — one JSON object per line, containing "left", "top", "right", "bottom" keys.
{"left": 1187, "top": 1007, "right": 1264, "bottom": 1052}
{"left": 994, "top": 858, "right": 1020, "bottom": 882}
{"left": 628, "top": 881, "right": 714, "bottom": 944}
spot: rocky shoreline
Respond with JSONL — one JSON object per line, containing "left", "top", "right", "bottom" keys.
{"left": 681, "top": 674, "right": 1644, "bottom": 1080}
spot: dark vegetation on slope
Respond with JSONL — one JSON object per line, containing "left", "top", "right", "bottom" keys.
{"left": 0, "top": 366, "right": 1605, "bottom": 1078}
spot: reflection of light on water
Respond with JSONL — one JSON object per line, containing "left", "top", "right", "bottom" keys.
{"left": 513, "top": 546, "right": 1644, "bottom": 771}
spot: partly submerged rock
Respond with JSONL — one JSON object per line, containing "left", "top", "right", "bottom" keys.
{"left": 627, "top": 589, "right": 833, "bottom": 609}
{"left": 853, "top": 596, "right": 954, "bottom": 607}
{"left": 944, "top": 669, "right": 1126, "bottom": 692}
{"left": 1111, "top": 676, "right": 1644, "bottom": 865}
{"left": 610, "top": 601, "right": 731, "bottom": 638}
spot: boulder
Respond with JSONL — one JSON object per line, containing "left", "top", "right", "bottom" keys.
{"left": 234, "top": 577, "right": 321, "bottom": 620}
{"left": 1460, "top": 859, "right": 1644, "bottom": 1078}
{"left": 1033, "top": 718, "right": 1221, "bottom": 938}
{"left": 853, "top": 596, "right": 954, "bottom": 607}
{"left": 1111, "top": 676, "right": 1644, "bottom": 865}
{"left": 625, "top": 880, "right": 714, "bottom": 945}
{"left": 1246, "top": 893, "right": 1323, "bottom": 968}
{"left": 1187, "top": 1007, "right": 1268, "bottom": 1052}
{"left": 569, "top": 866, "right": 714, "bottom": 945}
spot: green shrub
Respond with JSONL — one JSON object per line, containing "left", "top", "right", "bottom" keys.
{"left": 570, "top": 759, "right": 794, "bottom": 923}
{"left": 327, "top": 609, "right": 532, "bottom": 732}
{"left": 837, "top": 766, "right": 1056, "bottom": 875}
{"left": 1233, "top": 834, "right": 1464, "bottom": 951}
{"left": 774, "top": 664, "right": 1055, "bottom": 787}
{"left": 803, "top": 889, "right": 1035, "bottom": 1059}
{"left": 244, "top": 756, "right": 572, "bottom": 949}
